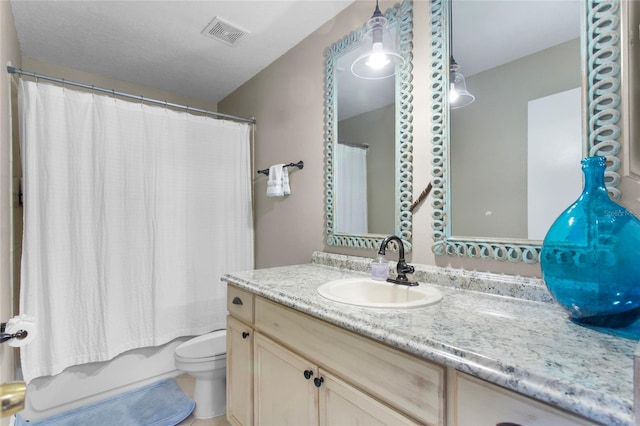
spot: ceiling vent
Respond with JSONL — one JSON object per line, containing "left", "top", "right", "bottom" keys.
{"left": 201, "top": 17, "right": 248, "bottom": 46}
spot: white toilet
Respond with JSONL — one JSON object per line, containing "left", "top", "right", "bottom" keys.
{"left": 174, "top": 329, "right": 227, "bottom": 419}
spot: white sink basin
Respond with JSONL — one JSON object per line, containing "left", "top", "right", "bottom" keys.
{"left": 317, "top": 277, "right": 443, "bottom": 309}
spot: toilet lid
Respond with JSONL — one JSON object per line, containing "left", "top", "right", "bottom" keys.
{"left": 174, "top": 352, "right": 226, "bottom": 364}
{"left": 175, "top": 329, "right": 226, "bottom": 359}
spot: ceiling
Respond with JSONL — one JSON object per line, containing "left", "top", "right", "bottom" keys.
{"left": 10, "top": 0, "right": 355, "bottom": 105}
{"left": 9, "top": 0, "right": 581, "bottom": 112}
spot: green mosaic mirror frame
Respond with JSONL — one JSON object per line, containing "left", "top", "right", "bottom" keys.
{"left": 324, "top": 0, "right": 414, "bottom": 251}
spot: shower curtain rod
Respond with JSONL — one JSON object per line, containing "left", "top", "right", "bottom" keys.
{"left": 6, "top": 66, "right": 256, "bottom": 125}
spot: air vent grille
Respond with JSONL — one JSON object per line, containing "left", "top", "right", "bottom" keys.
{"left": 201, "top": 17, "right": 248, "bottom": 46}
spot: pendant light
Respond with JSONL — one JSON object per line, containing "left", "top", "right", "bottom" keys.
{"left": 448, "top": 0, "right": 474, "bottom": 109}
{"left": 351, "top": 0, "right": 404, "bottom": 80}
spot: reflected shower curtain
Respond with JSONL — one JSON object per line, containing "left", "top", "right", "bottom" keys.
{"left": 335, "top": 143, "right": 368, "bottom": 234}
{"left": 18, "top": 80, "right": 254, "bottom": 383}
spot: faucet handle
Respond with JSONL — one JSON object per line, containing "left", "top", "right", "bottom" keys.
{"left": 397, "top": 261, "right": 414, "bottom": 275}
{"left": 390, "top": 261, "right": 418, "bottom": 286}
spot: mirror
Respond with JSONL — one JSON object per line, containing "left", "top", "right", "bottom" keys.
{"left": 430, "top": 0, "right": 625, "bottom": 263}
{"left": 325, "top": 0, "right": 414, "bottom": 251}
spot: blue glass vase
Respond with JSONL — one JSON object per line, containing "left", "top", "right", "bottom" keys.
{"left": 541, "top": 156, "right": 640, "bottom": 331}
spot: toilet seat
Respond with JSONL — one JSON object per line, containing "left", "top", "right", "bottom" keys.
{"left": 175, "top": 329, "right": 226, "bottom": 361}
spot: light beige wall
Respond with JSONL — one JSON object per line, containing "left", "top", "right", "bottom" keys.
{"left": 1, "top": 0, "right": 22, "bottom": 409}
{"left": 220, "top": 0, "right": 542, "bottom": 276}
{"left": 218, "top": 0, "right": 390, "bottom": 267}
{"left": 338, "top": 103, "right": 395, "bottom": 234}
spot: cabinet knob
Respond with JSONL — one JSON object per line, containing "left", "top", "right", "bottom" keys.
{"left": 313, "top": 377, "right": 324, "bottom": 388}
{"left": 242, "top": 331, "right": 250, "bottom": 339}
{"left": 232, "top": 297, "right": 243, "bottom": 306}
{"left": 303, "top": 370, "right": 313, "bottom": 380}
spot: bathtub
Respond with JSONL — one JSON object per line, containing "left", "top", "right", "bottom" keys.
{"left": 19, "top": 337, "right": 190, "bottom": 421}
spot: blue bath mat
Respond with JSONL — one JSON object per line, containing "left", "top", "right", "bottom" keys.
{"left": 14, "top": 378, "right": 194, "bottom": 426}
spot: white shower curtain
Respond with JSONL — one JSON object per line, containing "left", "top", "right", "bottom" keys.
{"left": 18, "top": 80, "right": 254, "bottom": 383}
{"left": 335, "top": 143, "right": 368, "bottom": 234}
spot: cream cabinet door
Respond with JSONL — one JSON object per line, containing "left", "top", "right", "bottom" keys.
{"left": 318, "top": 369, "right": 421, "bottom": 426}
{"left": 227, "top": 315, "right": 254, "bottom": 426}
{"left": 449, "top": 371, "right": 598, "bottom": 426}
{"left": 254, "top": 333, "right": 319, "bottom": 426}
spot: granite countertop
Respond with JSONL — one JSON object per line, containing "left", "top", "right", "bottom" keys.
{"left": 222, "top": 253, "right": 637, "bottom": 426}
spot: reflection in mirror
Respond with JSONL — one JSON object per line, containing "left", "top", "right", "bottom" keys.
{"left": 336, "top": 48, "right": 395, "bottom": 235}
{"left": 450, "top": 0, "right": 582, "bottom": 241}
{"left": 430, "top": 0, "right": 624, "bottom": 263}
{"left": 325, "top": 0, "right": 413, "bottom": 251}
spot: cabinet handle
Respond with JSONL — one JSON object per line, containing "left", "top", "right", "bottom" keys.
{"left": 496, "top": 423, "right": 523, "bottom": 426}
{"left": 313, "top": 377, "right": 324, "bottom": 388}
{"left": 232, "top": 297, "right": 243, "bottom": 306}
{"left": 242, "top": 331, "right": 250, "bottom": 339}
{"left": 303, "top": 370, "right": 313, "bottom": 380}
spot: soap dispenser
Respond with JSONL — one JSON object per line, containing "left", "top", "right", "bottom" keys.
{"left": 371, "top": 254, "right": 389, "bottom": 281}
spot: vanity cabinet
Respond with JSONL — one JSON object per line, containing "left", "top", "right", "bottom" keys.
{"left": 226, "top": 284, "right": 600, "bottom": 426}
{"left": 447, "top": 370, "right": 599, "bottom": 426}
{"left": 226, "top": 284, "right": 443, "bottom": 425}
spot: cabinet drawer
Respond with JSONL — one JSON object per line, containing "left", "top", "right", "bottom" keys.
{"left": 255, "top": 297, "right": 444, "bottom": 425}
{"left": 227, "top": 285, "right": 254, "bottom": 324}
{"left": 449, "top": 371, "right": 599, "bottom": 426}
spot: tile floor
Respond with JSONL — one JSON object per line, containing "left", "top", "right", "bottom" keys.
{"left": 175, "top": 374, "right": 231, "bottom": 426}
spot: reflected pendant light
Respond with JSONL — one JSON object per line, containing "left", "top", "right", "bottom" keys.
{"left": 351, "top": 0, "right": 404, "bottom": 80}
{"left": 448, "top": 0, "right": 474, "bottom": 109}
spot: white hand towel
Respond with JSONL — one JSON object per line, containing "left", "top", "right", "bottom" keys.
{"left": 266, "top": 164, "right": 286, "bottom": 197}
{"left": 282, "top": 167, "right": 291, "bottom": 195}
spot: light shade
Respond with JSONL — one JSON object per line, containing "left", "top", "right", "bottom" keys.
{"left": 449, "top": 60, "right": 475, "bottom": 109}
{"left": 351, "top": 7, "right": 404, "bottom": 80}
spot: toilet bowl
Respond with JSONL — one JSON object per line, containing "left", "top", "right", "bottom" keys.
{"left": 174, "top": 329, "right": 226, "bottom": 419}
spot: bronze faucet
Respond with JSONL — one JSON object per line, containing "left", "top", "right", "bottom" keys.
{"left": 378, "top": 235, "right": 418, "bottom": 286}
